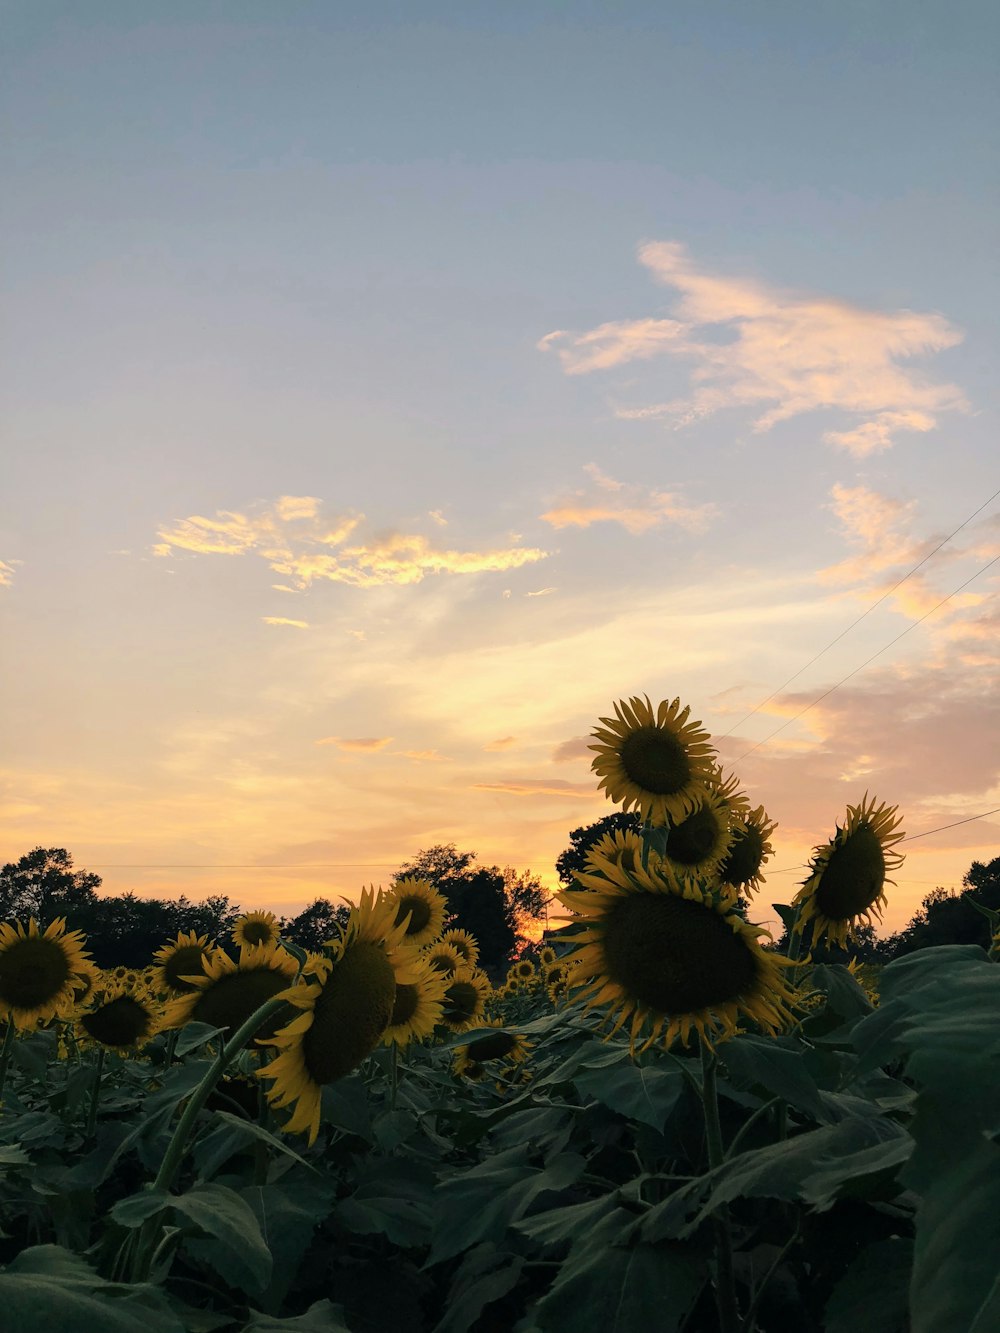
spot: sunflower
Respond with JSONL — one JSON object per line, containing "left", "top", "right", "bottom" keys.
{"left": 0, "top": 918, "right": 92, "bottom": 1030}
{"left": 538, "top": 945, "right": 557, "bottom": 968}
{"left": 440, "top": 967, "right": 492, "bottom": 1033}
{"left": 162, "top": 941, "right": 299, "bottom": 1041}
{"left": 257, "top": 888, "right": 420, "bottom": 1144}
{"left": 584, "top": 827, "right": 653, "bottom": 881}
{"left": 152, "top": 931, "right": 216, "bottom": 996}
{"left": 663, "top": 789, "right": 735, "bottom": 877}
{"left": 77, "top": 978, "right": 161, "bottom": 1052}
{"left": 70, "top": 960, "right": 102, "bottom": 1007}
{"left": 389, "top": 877, "right": 447, "bottom": 949}
{"left": 512, "top": 959, "right": 535, "bottom": 980}
{"left": 454, "top": 1020, "right": 531, "bottom": 1079}
{"left": 706, "top": 766, "right": 752, "bottom": 822}
{"left": 557, "top": 851, "right": 795, "bottom": 1050}
{"left": 440, "top": 928, "right": 479, "bottom": 968}
{"left": 718, "top": 805, "right": 777, "bottom": 898}
{"left": 590, "top": 695, "right": 717, "bottom": 827}
{"left": 423, "top": 940, "right": 464, "bottom": 977}
{"left": 545, "top": 963, "right": 570, "bottom": 1004}
{"left": 233, "top": 910, "right": 281, "bottom": 950}
{"left": 792, "top": 794, "right": 904, "bottom": 948}
{"left": 382, "top": 953, "right": 449, "bottom": 1046}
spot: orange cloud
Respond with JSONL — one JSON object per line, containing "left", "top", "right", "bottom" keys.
{"left": 398, "top": 749, "right": 447, "bottom": 762}
{"left": 551, "top": 736, "right": 592, "bottom": 763}
{"left": 316, "top": 736, "right": 394, "bottom": 751}
{"left": 484, "top": 736, "right": 517, "bottom": 750}
{"left": 540, "top": 241, "right": 967, "bottom": 454}
{"left": 542, "top": 464, "right": 715, "bottom": 535}
{"left": 0, "top": 560, "right": 17, "bottom": 588}
{"left": 154, "top": 497, "right": 548, "bottom": 590}
{"left": 261, "top": 617, "right": 310, "bottom": 629}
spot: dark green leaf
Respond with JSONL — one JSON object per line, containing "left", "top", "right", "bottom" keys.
{"left": 825, "top": 1237, "right": 912, "bottom": 1333}
{"left": 242, "top": 1300, "right": 351, "bottom": 1331}
{"left": 172, "top": 1182, "right": 273, "bottom": 1298}
{"left": 173, "top": 1023, "right": 227, "bottom": 1058}
{"left": 721, "top": 1035, "right": 826, "bottom": 1121}
{"left": 336, "top": 1158, "right": 435, "bottom": 1249}
{"left": 0, "top": 1246, "right": 185, "bottom": 1333}
{"left": 243, "top": 1175, "right": 337, "bottom": 1313}
{"left": 573, "top": 1062, "right": 684, "bottom": 1130}
{"left": 434, "top": 1243, "right": 525, "bottom": 1333}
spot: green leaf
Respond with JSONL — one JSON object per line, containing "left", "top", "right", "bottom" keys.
{"left": 0, "top": 1245, "right": 185, "bottom": 1333}
{"left": 512, "top": 1194, "right": 619, "bottom": 1248}
{"left": 721, "top": 1035, "right": 826, "bottom": 1121}
{"left": 434, "top": 1243, "right": 525, "bottom": 1333}
{"left": 320, "top": 1075, "right": 372, "bottom": 1142}
{"left": 531, "top": 1209, "right": 704, "bottom": 1333}
{"left": 110, "top": 1189, "right": 170, "bottom": 1227}
{"left": 430, "top": 1147, "right": 586, "bottom": 1264}
{"left": 173, "top": 1022, "right": 227, "bottom": 1057}
{"left": 172, "top": 1182, "right": 273, "bottom": 1298}
{"left": 336, "top": 1158, "right": 435, "bottom": 1249}
{"left": 242, "top": 1300, "right": 351, "bottom": 1331}
{"left": 243, "top": 1175, "right": 337, "bottom": 1313}
{"left": 193, "top": 1109, "right": 319, "bottom": 1180}
{"left": 910, "top": 1138, "right": 1000, "bottom": 1333}
{"left": 573, "top": 1061, "right": 684, "bottom": 1130}
{"left": 825, "top": 1237, "right": 912, "bottom": 1333}
{"left": 0, "top": 1144, "right": 30, "bottom": 1168}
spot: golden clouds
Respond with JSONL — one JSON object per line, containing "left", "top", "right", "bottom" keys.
{"left": 542, "top": 464, "right": 715, "bottom": 535}
{"left": 0, "top": 560, "right": 20, "bottom": 588}
{"left": 540, "top": 240, "right": 967, "bottom": 454}
{"left": 473, "top": 778, "right": 598, "bottom": 798}
{"left": 261, "top": 617, "right": 310, "bottom": 629}
{"left": 317, "top": 736, "right": 394, "bottom": 752}
{"left": 153, "top": 497, "right": 547, "bottom": 589}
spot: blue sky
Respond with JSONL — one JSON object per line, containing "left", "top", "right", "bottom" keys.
{"left": 2, "top": 2, "right": 997, "bottom": 929}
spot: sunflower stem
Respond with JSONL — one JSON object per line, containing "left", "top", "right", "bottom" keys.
{"left": 128, "top": 993, "right": 291, "bottom": 1283}
{"left": 390, "top": 1041, "right": 399, "bottom": 1110}
{"left": 0, "top": 1021, "right": 15, "bottom": 1104}
{"left": 700, "top": 1042, "right": 740, "bottom": 1333}
{"left": 85, "top": 1047, "right": 106, "bottom": 1139}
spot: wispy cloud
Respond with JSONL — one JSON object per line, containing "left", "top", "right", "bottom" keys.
{"left": 484, "top": 736, "right": 517, "bottom": 750}
{"left": 0, "top": 560, "right": 18, "bottom": 588}
{"left": 551, "top": 736, "right": 592, "bottom": 763}
{"left": 540, "top": 241, "right": 967, "bottom": 454}
{"left": 542, "top": 463, "right": 716, "bottom": 534}
{"left": 261, "top": 616, "right": 310, "bottom": 629}
{"left": 154, "top": 496, "right": 548, "bottom": 589}
{"left": 316, "top": 736, "right": 394, "bottom": 752}
{"left": 473, "top": 778, "right": 599, "bottom": 798}
{"left": 398, "top": 749, "right": 447, "bottom": 762}
{"left": 525, "top": 587, "right": 557, "bottom": 597}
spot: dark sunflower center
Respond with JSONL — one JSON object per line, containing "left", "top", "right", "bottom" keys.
{"left": 389, "top": 981, "right": 419, "bottom": 1027}
{"left": 395, "top": 895, "right": 431, "bottom": 936}
{"left": 429, "top": 952, "right": 458, "bottom": 975}
{"left": 192, "top": 968, "right": 290, "bottom": 1040}
{"left": 302, "top": 941, "right": 395, "bottom": 1085}
{"left": 720, "top": 825, "right": 765, "bottom": 888}
{"left": 82, "top": 995, "right": 152, "bottom": 1048}
{"left": 814, "top": 825, "right": 886, "bottom": 919}
{"left": 666, "top": 806, "right": 723, "bottom": 866}
{"left": 0, "top": 937, "right": 71, "bottom": 1010}
{"left": 619, "top": 727, "right": 691, "bottom": 795}
{"left": 242, "top": 921, "right": 275, "bottom": 946}
{"left": 164, "top": 945, "right": 209, "bottom": 993}
{"left": 601, "top": 894, "right": 756, "bottom": 1014}
{"left": 468, "top": 1031, "right": 516, "bottom": 1061}
{"left": 443, "top": 979, "right": 480, "bottom": 1025}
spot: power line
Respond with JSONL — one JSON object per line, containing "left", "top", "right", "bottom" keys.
{"left": 732, "top": 552, "right": 1000, "bottom": 765}
{"left": 719, "top": 483, "right": 1000, "bottom": 741}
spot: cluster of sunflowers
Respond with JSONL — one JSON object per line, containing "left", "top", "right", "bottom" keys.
{"left": 556, "top": 694, "right": 905, "bottom": 1051}
{"left": 493, "top": 947, "right": 570, "bottom": 1006}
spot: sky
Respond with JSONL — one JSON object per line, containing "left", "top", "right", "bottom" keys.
{"left": 1, "top": 1, "right": 998, "bottom": 935}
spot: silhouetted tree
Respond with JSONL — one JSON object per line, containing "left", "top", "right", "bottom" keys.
{"left": 280, "top": 898, "right": 351, "bottom": 952}
{"left": 555, "top": 813, "right": 641, "bottom": 888}
{"left": 0, "top": 846, "right": 101, "bottom": 923}
{"left": 885, "top": 855, "right": 1000, "bottom": 957}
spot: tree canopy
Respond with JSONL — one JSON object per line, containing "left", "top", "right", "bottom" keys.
{"left": 885, "top": 855, "right": 1000, "bottom": 956}
{"left": 555, "top": 812, "right": 641, "bottom": 888}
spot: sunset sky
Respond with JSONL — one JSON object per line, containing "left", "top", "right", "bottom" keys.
{"left": 2, "top": 2, "right": 998, "bottom": 935}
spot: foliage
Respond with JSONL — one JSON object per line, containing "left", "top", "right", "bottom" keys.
{"left": 885, "top": 854, "right": 1000, "bottom": 956}
{"left": 279, "top": 900, "right": 352, "bottom": 953}
{"left": 554, "top": 813, "right": 641, "bottom": 888}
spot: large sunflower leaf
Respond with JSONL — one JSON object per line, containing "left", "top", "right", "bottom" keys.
{"left": 910, "top": 1137, "right": 1000, "bottom": 1333}
{"left": 824, "top": 1237, "right": 912, "bottom": 1333}
{"left": 720, "top": 1034, "right": 827, "bottom": 1121}
{"left": 170, "top": 1182, "right": 273, "bottom": 1298}
{"left": 242, "top": 1300, "right": 351, "bottom": 1331}
{"left": 572, "top": 1061, "right": 685, "bottom": 1130}
{"left": 243, "top": 1174, "right": 338, "bottom": 1313}
{"left": 336, "top": 1157, "right": 436, "bottom": 1249}
{"left": 434, "top": 1242, "right": 525, "bottom": 1333}
{"left": 193, "top": 1109, "right": 319, "bottom": 1180}
{"left": 530, "top": 1208, "right": 705, "bottom": 1333}
{"left": 0, "top": 1245, "right": 185, "bottom": 1333}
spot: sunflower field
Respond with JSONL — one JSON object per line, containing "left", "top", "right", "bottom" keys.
{"left": 0, "top": 695, "right": 998, "bottom": 1333}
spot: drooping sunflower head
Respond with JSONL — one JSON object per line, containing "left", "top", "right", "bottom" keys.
{"left": 538, "top": 946, "right": 557, "bottom": 968}
{"left": 77, "top": 977, "right": 161, "bottom": 1052}
{"left": 663, "top": 788, "right": 735, "bottom": 877}
{"left": 382, "top": 951, "right": 449, "bottom": 1046}
{"left": 585, "top": 827, "right": 652, "bottom": 879}
{"left": 718, "top": 804, "right": 777, "bottom": 898}
{"left": 152, "top": 931, "right": 216, "bottom": 996}
{"left": 233, "top": 910, "right": 281, "bottom": 951}
{"left": 792, "top": 794, "right": 905, "bottom": 948}
{"left": 439, "top": 966, "right": 492, "bottom": 1033}
{"left": 423, "top": 940, "right": 464, "bottom": 977}
{"left": 440, "top": 928, "right": 479, "bottom": 968}
{"left": 0, "top": 918, "right": 92, "bottom": 1030}
{"left": 257, "top": 887, "right": 420, "bottom": 1144}
{"left": 557, "top": 851, "right": 796, "bottom": 1050}
{"left": 453, "top": 1020, "right": 531, "bottom": 1079}
{"left": 389, "top": 877, "right": 448, "bottom": 949}
{"left": 590, "top": 695, "right": 717, "bottom": 827}
{"left": 162, "top": 941, "right": 299, "bottom": 1041}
